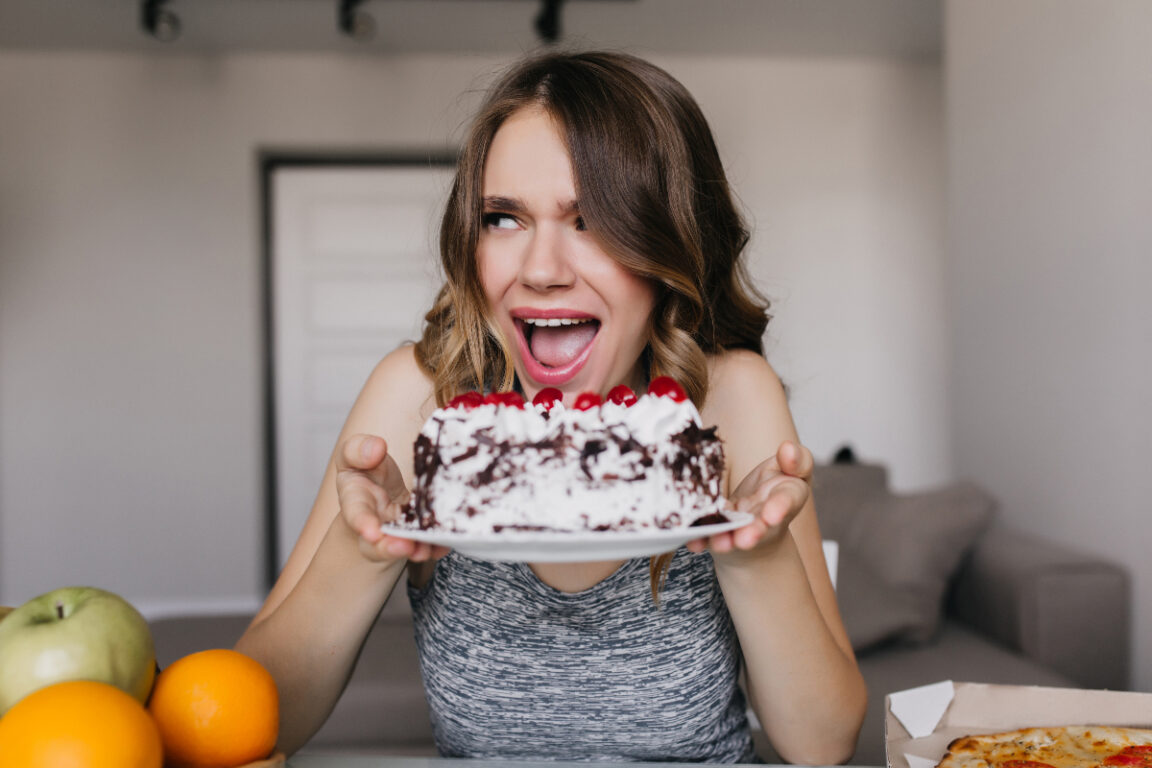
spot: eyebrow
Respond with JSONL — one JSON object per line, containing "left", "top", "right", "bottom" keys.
{"left": 482, "top": 196, "right": 580, "bottom": 215}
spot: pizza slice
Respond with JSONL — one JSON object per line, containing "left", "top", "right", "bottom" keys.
{"left": 937, "top": 725, "right": 1152, "bottom": 768}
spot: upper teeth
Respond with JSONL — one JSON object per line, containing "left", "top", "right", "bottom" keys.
{"left": 523, "top": 318, "right": 593, "bottom": 327}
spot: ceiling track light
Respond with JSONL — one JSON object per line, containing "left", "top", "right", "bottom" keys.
{"left": 535, "top": 0, "right": 564, "bottom": 44}
{"left": 141, "top": 0, "right": 181, "bottom": 43}
{"left": 339, "top": 0, "right": 376, "bottom": 42}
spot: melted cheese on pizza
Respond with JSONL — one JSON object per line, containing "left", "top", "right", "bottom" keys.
{"left": 938, "top": 726, "right": 1152, "bottom": 768}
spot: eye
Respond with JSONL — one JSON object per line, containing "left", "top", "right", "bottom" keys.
{"left": 482, "top": 212, "right": 520, "bottom": 231}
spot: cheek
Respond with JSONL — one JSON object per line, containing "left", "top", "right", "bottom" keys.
{"left": 620, "top": 275, "right": 658, "bottom": 328}
{"left": 475, "top": 246, "right": 507, "bottom": 306}
{"left": 583, "top": 251, "right": 657, "bottom": 315}
{"left": 603, "top": 276, "right": 658, "bottom": 363}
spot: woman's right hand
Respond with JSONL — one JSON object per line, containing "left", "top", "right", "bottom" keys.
{"left": 336, "top": 433, "right": 447, "bottom": 563}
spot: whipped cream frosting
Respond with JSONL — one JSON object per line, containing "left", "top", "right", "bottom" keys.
{"left": 401, "top": 390, "right": 729, "bottom": 534}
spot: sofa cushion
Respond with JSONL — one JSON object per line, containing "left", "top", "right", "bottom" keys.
{"left": 812, "top": 463, "right": 890, "bottom": 543}
{"left": 829, "top": 478, "right": 995, "bottom": 651}
{"left": 834, "top": 549, "right": 926, "bottom": 650}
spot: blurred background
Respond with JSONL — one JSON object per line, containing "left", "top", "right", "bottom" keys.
{"left": 0, "top": 0, "right": 1148, "bottom": 691}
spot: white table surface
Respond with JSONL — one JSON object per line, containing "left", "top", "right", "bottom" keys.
{"left": 286, "top": 754, "right": 871, "bottom": 768}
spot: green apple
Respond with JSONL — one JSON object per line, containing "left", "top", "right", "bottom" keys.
{"left": 0, "top": 586, "right": 156, "bottom": 715}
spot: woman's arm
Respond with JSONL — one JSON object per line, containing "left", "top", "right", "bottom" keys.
{"left": 698, "top": 350, "right": 866, "bottom": 765}
{"left": 234, "top": 345, "right": 438, "bottom": 754}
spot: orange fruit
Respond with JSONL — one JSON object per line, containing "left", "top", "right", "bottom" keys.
{"left": 0, "top": 679, "right": 163, "bottom": 768}
{"left": 147, "top": 648, "right": 279, "bottom": 768}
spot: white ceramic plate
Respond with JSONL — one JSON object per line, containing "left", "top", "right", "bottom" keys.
{"left": 380, "top": 512, "right": 755, "bottom": 563}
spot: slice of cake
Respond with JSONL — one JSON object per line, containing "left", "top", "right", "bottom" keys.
{"left": 400, "top": 377, "right": 730, "bottom": 534}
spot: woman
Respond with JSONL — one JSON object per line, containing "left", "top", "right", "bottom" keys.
{"left": 236, "top": 50, "right": 866, "bottom": 763}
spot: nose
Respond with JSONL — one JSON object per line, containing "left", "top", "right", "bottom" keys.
{"left": 519, "top": 225, "right": 575, "bottom": 291}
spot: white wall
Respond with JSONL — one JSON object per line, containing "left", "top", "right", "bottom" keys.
{"left": 691, "top": 59, "right": 948, "bottom": 488}
{"left": 945, "top": 0, "right": 1152, "bottom": 690}
{"left": 0, "top": 51, "right": 947, "bottom": 613}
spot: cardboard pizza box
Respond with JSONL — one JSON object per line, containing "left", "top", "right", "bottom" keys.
{"left": 884, "top": 681, "right": 1152, "bottom": 768}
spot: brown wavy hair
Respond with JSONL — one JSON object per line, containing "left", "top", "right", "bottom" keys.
{"left": 413, "top": 51, "right": 771, "bottom": 595}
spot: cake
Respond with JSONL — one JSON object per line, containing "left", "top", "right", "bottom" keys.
{"left": 400, "top": 377, "right": 731, "bottom": 534}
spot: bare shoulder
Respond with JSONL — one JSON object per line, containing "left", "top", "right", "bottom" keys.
{"left": 356, "top": 345, "right": 437, "bottom": 418}
{"left": 704, "top": 349, "right": 789, "bottom": 425}
{"left": 703, "top": 349, "right": 797, "bottom": 492}
{"left": 367, "top": 343, "right": 433, "bottom": 395}
{"left": 707, "top": 348, "right": 784, "bottom": 394}
{"left": 341, "top": 345, "right": 437, "bottom": 473}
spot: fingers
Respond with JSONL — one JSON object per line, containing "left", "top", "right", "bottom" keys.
{"left": 761, "top": 477, "right": 810, "bottom": 526}
{"left": 378, "top": 459, "right": 411, "bottom": 509}
{"left": 336, "top": 434, "right": 411, "bottom": 548}
{"left": 727, "top": 479, "right": 806, "bottom": 551}
{"left": 734, "top": 441, "right": 812, "bottom": 521}
{"left": 340, "top": 435, "right": 411, "bottom": 506}
{"left": 686, "top": 529, "right": 743, "bottom": 554}
{"left": 689, "top": 441, "right": 817, "bottom": 558}
{"left": 336, "top": 433, "right": 387, "bottom": 474}
{"left": 335, "top": 434, "right": 448, "bottom": 564}
{"left": 336, "top": 435, "right": 389, "bottom": 543}
{"left": 709, "top": 444, "right": 813, "bottom": 555}
{"left": 359, "top": 536, "right": 451, "bottom": 563}
{"left": 341, "top": 474, "right": 388, "bottom": 544}
{"left": 777, "top": 439, "right": 814, "bottom": 481}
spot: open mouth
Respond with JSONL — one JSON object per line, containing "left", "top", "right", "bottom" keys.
{"left": 513, "top": 315, "right": 601, "bottom": 385}
{"left": 520, "top": 317, "right": 599, "bottom": 367}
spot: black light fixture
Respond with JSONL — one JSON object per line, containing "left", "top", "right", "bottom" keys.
{"left": 535, "top": 0, "right": 564, "bottom": 44}
{"left": 141, "top": 0, "right": 181, "bottom": 42}
{"left": 339, "top": 0, "right": 376, "bottom": 42}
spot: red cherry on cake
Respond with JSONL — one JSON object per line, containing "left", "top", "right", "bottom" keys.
{"left": 532, "top": 387, "right": 564, "bottom": 410}
{"left": 647, "top": 376, "right": 687, "bottom": 402}
{"left": 484, "top": 391, "right": 526, "bottom": 409}
{"left": 606, "top": 384, "right": 638, "bottom": 406}
{"left": 573, "top": 392, "right": 602, "bottom": 410}
{"left": 447, "top": 391, "right": 485, "bottom": 409}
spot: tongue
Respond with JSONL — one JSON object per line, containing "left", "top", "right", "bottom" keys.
{"left": 529, "top": 323, "right": 598, "bottom": 367}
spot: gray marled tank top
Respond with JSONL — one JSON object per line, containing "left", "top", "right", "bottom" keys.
{"left": 407, "top": 547, "right": 756, "bottom": 762}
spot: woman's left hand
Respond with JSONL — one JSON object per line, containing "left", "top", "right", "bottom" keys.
{"left": 686, "top": 440, "right": 814, "bottom": 558}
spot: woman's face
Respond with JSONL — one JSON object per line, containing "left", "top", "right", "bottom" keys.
{"left": 477, "top": 107, "right": 656, "bottom": 405}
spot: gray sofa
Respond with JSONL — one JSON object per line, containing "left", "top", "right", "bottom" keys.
{"left": 149, "top": 461, "right": 1130, "bottom": 765}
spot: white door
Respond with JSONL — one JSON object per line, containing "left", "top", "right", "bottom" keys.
{"left": 270, "top": 162, "right": 455, "bottom": 574}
